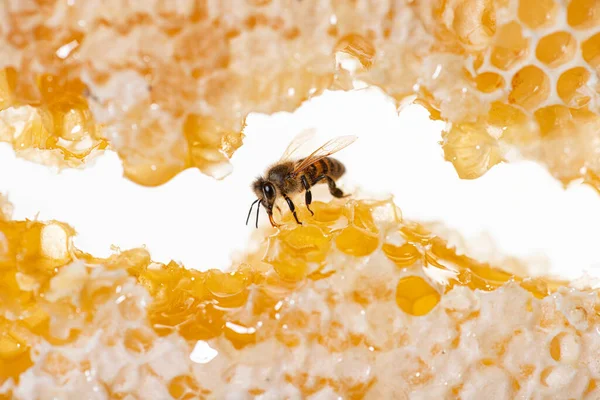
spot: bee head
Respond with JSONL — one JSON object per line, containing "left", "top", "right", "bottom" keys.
{"left": 252, "top": 177, "right": 276, "bottom": 211}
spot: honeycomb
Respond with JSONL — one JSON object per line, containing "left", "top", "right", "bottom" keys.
{"left": 2, "top": 0, "right": 600, "bottom": 398}
{"left": 2, "top": 195, "right": 600, "bottom": 399}
{"left": 0, "top": 0, "right": 598, "bottom": 186}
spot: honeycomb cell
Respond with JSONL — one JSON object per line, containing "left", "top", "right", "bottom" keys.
{"left": 309, "top": 201, "right": 344, "bottom": 224}
{"left": 395, "top": 275, "right": 440, "bottom": 316}
{"left": 582, "top": 32, "right": 600, "bottom": 69}
{"left": 0, "top": 331, "right": 27, "bottom": 360}
{"left": 168, "top": 375, "right": 207, "bottom": 400}
{"left": 335, "top": 226, "right": 379, "bottom": 257}
{"left": 536, "top": 31, "right": 577, "bottom": 67}
{"left": 277, "top": 225, "right": 331, "bottom": 263}
{"left": 442, "top": 123, "right": 503, "bottom": 179}
{"left": 549, "top": 332, "right": 581, "bottom": 363}
{"left": 41, "top": 351, "right": 77, "bottom": 381}
{"left": 474, "top": 72, "right": 505, "bottom": 93}
{"left": 518, "top": 0, "right": 558, "bottom": 29}
{"left": 269, "top": 253, "right": 309, "bottom": 282}
{"left": 205, "top": 269, "right": 250, "bottom": 308}
{"left": 520, "top": 278, "right": 550, "bottom": 299}
{"left": 509, "top": 66, "right": 551, "bottom": 110}
{"left": 534, "top": 105, "right": 575, "bottom": 136}
{"left": 442, "top": 0, "right": 497, "bottom": 49}
{"left": 490, "top": 22, "right": 530, "bottom": 70}
{"left": 567, "top": 0, "right": 600, "bottom": 29}
{"left": 335, "top": 34, "right": 376, "bottom": 69}
{"left": 183, "top": 113, "right": 243, "bottom": 178}
{"left": 557, "top": 67, "right": 591, "bottom": 108}
{"left": 382, "top": 242, "right": 422, "bottom": 268}
{"left": 488, "top": 102, "right": 528, "bottom": 128}
{"left": 0, "top": 68, "right": 16, "bottom": 111}
{"left": 223, "top": 321, "right": 258, "bottom": 349}
{"left": 123, "top": 328, "right": 155, "bottom": 354}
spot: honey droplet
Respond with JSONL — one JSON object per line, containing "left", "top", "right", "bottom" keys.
{"left": 122, "top": 160, "right": 186, "bottom": 188}
{"left": 536, "top": 31, "right": 577, "bottom": 67}
{"left": 396, "top": 276, "right": 440, "bottom": 316}
{"left": 509, "top": 66, "right": 551, "bottom": 110}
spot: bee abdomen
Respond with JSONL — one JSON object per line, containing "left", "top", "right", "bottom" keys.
{"left": 305, "top": 158, "right": 345, "bottom": 183}
{"left": 326, "top": 158, "right": 345, "bottom": 180}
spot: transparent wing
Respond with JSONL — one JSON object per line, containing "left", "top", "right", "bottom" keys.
{"left": 291, "top": 135, "right": 357, "bottom": 176}
{"left": 279, "top": 128, "right": 317, "bottom": 162}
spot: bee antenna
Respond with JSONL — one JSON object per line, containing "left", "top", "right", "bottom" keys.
{"left": 246, "top": 199, "right": 259, "bottom": 226}
{"left": 255, "top": 201, "right": 261, "bottom": 229}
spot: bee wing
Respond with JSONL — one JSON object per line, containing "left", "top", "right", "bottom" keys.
{"left": 279, "top": 128, "right": 317, "bottom": 162}
{"left": 291, "top": 135, "right": 357, "bottom": 176}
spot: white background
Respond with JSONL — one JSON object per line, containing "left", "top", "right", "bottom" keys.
{"left": 1, "top": 87, "right": 600, "bottom": 282}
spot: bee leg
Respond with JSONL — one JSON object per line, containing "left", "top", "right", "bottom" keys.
{"left": 326, "top": 176, "right": 346, "bottom": 198}
{"left": 283, "top": 195, "right": 302, "bottom": 225}
{"left": 301, "top": 175, "right": 314, "bottom": 216}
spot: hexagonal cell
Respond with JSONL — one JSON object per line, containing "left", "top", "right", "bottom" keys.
{"left": 518, "top": 0, "right": 558, "bottom": 29}
{"left": 474, "top": 72, "right": 506, "bottom": 93}
{"left": 557, "top": 67, "right": 591, "bottom": 108}
{"left": 568, "top": 0, "right": 600, "bottom": 29}
{"left": 536, "top": 31, "right": 578, "bottom": 68}
{"left": 534, "top": 105, "right": 576, "bottom": 136}
{"left": 582, "top": 32, "right": 600, "bottom": 70}
{"left": 490, "top": 21, "right": 530, "bottom": 70}
{"left": 335, "top": 33, "right": 376, "bottom": 69}
{"left": 509, "top": 65, "right": 551, "bottom": 110}
{"left": 442, "top": 122, "right": 503, "bottom": 179}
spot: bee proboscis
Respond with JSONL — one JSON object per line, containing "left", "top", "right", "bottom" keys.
{"left": 247, "top": 131, "right": 357, "bottom": 228}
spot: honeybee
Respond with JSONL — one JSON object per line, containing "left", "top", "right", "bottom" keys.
{"left": 246, "top": 131, "right": 357, "bottom": 228}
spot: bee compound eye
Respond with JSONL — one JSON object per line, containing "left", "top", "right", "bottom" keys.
{"left": 264, "top": 184, "right": 275, "bottom": 199}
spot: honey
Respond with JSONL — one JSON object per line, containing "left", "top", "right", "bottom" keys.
{"left": 0, "top": 0, "right": 600, "bottom": 398}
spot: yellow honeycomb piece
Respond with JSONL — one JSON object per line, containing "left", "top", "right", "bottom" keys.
{"left": 0, "top": 0, "right": 597, "bottom": 187}
{"left": 0, "top": 195, "right": 597, "bottom": 398}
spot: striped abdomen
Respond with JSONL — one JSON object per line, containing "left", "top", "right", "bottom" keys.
{"left": 296, "top": 157, "right": 346, "bottom": 185}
